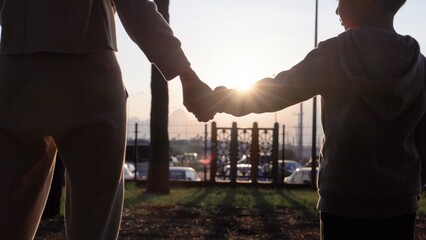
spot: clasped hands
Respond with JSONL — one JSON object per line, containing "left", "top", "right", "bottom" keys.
{"left": 180, "top": 68, "right": 231, "bottom": 122}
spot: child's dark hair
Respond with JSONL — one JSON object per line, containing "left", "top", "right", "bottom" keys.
{"left": 382, "top": 0, "right": 407, "bottom": 14}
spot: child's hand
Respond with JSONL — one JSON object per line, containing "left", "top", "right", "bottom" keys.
{"left": 213, "top": 86, "right": 253, "bottom": 117}
{"left": 212, "top": 86, "right": 247, "bottom": 116}
{"left": 212, "top": 86, "right": 230, "bottom": 113}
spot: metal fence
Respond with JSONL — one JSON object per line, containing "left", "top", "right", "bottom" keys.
{"left": 210, "top": 122, "right": 281, "bottom": 184}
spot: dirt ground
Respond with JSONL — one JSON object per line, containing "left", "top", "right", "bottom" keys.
{"left": 36, "top": 205, "right": 426, "bottom": 240}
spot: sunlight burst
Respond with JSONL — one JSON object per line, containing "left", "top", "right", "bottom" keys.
{"left": 235, "top": 82, "right": 254, "bottom": 92}
{"left": 218, "top": 67, "right": 264, "bottom": 93}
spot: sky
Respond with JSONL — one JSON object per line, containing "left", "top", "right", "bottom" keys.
{"left": 114, "top": 0, "right": 426, "bottom": 142}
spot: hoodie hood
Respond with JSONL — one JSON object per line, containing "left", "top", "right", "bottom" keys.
{"left": 337, "top": 26, "right": 425, "bottom": 121}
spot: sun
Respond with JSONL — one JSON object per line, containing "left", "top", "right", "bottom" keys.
{"left": 211, "top": 54, "right": 274, "bottom": 94}
{"left": 220, "top": 68, "right": 261, "bottom": 93}
{"left": 235, "top": 82, "right": 254, "bottom": 92}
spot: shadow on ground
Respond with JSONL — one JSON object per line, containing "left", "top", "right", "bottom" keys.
{"left": 35, "top": 208, "right": 426, "bottom": 240}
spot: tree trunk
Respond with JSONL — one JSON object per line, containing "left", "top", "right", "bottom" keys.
{"left": 146, "top": 0, "right": 171, "bottom": 194}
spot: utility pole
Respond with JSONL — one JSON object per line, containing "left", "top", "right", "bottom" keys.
{"left": 204, "top": 123, "right": 208, "bottom": 181}
{"left": 134, "top": 122, "right": 139, "bottom": 180}
{"left": 298, "top": 103, "right": 303, "bottom": 162}
{"left": 282, "top": 124, "right": 286, "bottom": 182}
{"left": 311, "top": 0, "right": 319, "bottom": 189}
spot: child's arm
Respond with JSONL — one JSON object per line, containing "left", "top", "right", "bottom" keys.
{"left": 213, "top": 40, "right": 333, "bottom": 117}
{"left": 214, "top": 70, "right": 322, "bottom": 116}
{"left": 213, "top": 76, "right": 298, "bottom": 116}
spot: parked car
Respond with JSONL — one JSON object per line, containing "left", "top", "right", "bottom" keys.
{"left": 125, "top": 161, "right": 135, "bottom": 173}
{"left": 124, "top": 163, "right": 135, "bottom": 180}
{"left": 135, "top": 161, "right": 150, "bottom": 180}
{"left": 262, "top": 160, "right": 303, "bottom": 178}
{"left": 284, "top": 167, "right": 318, "bottom": 185}
{"left": 169, "top": 166, "right": 201, "bottom": 181}
{"left": 135, "top": 166, "right": 201, "bottom": 181}
{"left": 281, "top": 160, "right": 303, "bottom": 177}
{"left": 175, "top": 152, "right": 198, "bottom": 166}
{"left": 219, "top": 164, "right": 267, "bottom": 182}
{"left": 134, "top": 159, "right": 176, "bottom": 180}
{"left": 304, "top": 158, "right": 319, "bottom": 168}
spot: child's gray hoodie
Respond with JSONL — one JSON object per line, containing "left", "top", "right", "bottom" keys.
{"left": 307, "top": 27, "right": 426, "bottom": 218}
{"left": 258, "top": 26, "right": 426, "bottom": 218}
{"left": 212, "top": 25, "right": 425, "bottom": 218}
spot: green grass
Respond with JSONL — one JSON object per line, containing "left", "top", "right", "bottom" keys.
{"left": 124, "top": 183, "right": 426, "bottom": 218}
{"left": 125, "top": 183, "right": 318, "bottom": 218}
{"left": 419, "top": 191, "right": 426, "bottom": 216}
{"left": 60, "top": 183, "right": 426, "bottom": 217}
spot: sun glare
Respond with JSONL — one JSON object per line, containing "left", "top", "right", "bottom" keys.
{"left": 218, "top": 67, "right": 264, "bottom": 93}
{"left": 236, "top": 82, "right": 254, "bottom": 92}
{"left": 224, "top": 76, "right": 257, "bottom": 93}
{"left": 211, "top": 51, "right": 274, "bottom": 94}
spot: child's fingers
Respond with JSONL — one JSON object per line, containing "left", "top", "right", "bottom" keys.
{"left": 213, "top": 86, "right": 228, "bottom": 93}
{"left": 210, "top": 86, "right": 230, "bottom": 113}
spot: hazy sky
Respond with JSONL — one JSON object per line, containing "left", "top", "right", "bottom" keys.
{"left": 115, "top": 0, "right": 426, "bottom": 136}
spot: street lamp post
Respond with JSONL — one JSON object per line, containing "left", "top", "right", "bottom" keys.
{"left": 311, "top": 0, "right": 319, "bottom": 189}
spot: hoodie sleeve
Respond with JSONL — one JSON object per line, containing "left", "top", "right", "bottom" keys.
{"left": 218, "top": 39, "right": 336, "bottom": 117}
{"left": 114, "top": 0, "right": 190, "bottom": 80}
{"left": 0, "top": 0, "right": 4, "bottom": 25}
{"left": 415, "top": 111, "right": 426, "bottom": 187}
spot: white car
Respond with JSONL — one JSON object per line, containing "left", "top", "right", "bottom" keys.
{"left": 169, "top": 166, "right": 201, "bottom": 181}
{"left": 134, "top": 160, "right": 178, "bottom": 180}
{"left": 218, "top": 164, "right": 267, "bottom": 182}
{"left": 125, "top": 161, "right": 135, "bottom": 173}
{"left": 133, "top": 166, "right": 201, "bottom": 181}
{"left": 284, "top": 167, "right": 318, "bottom": 185}
{"left": 124, "top": 163, "right": 135, "bottom": 180}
